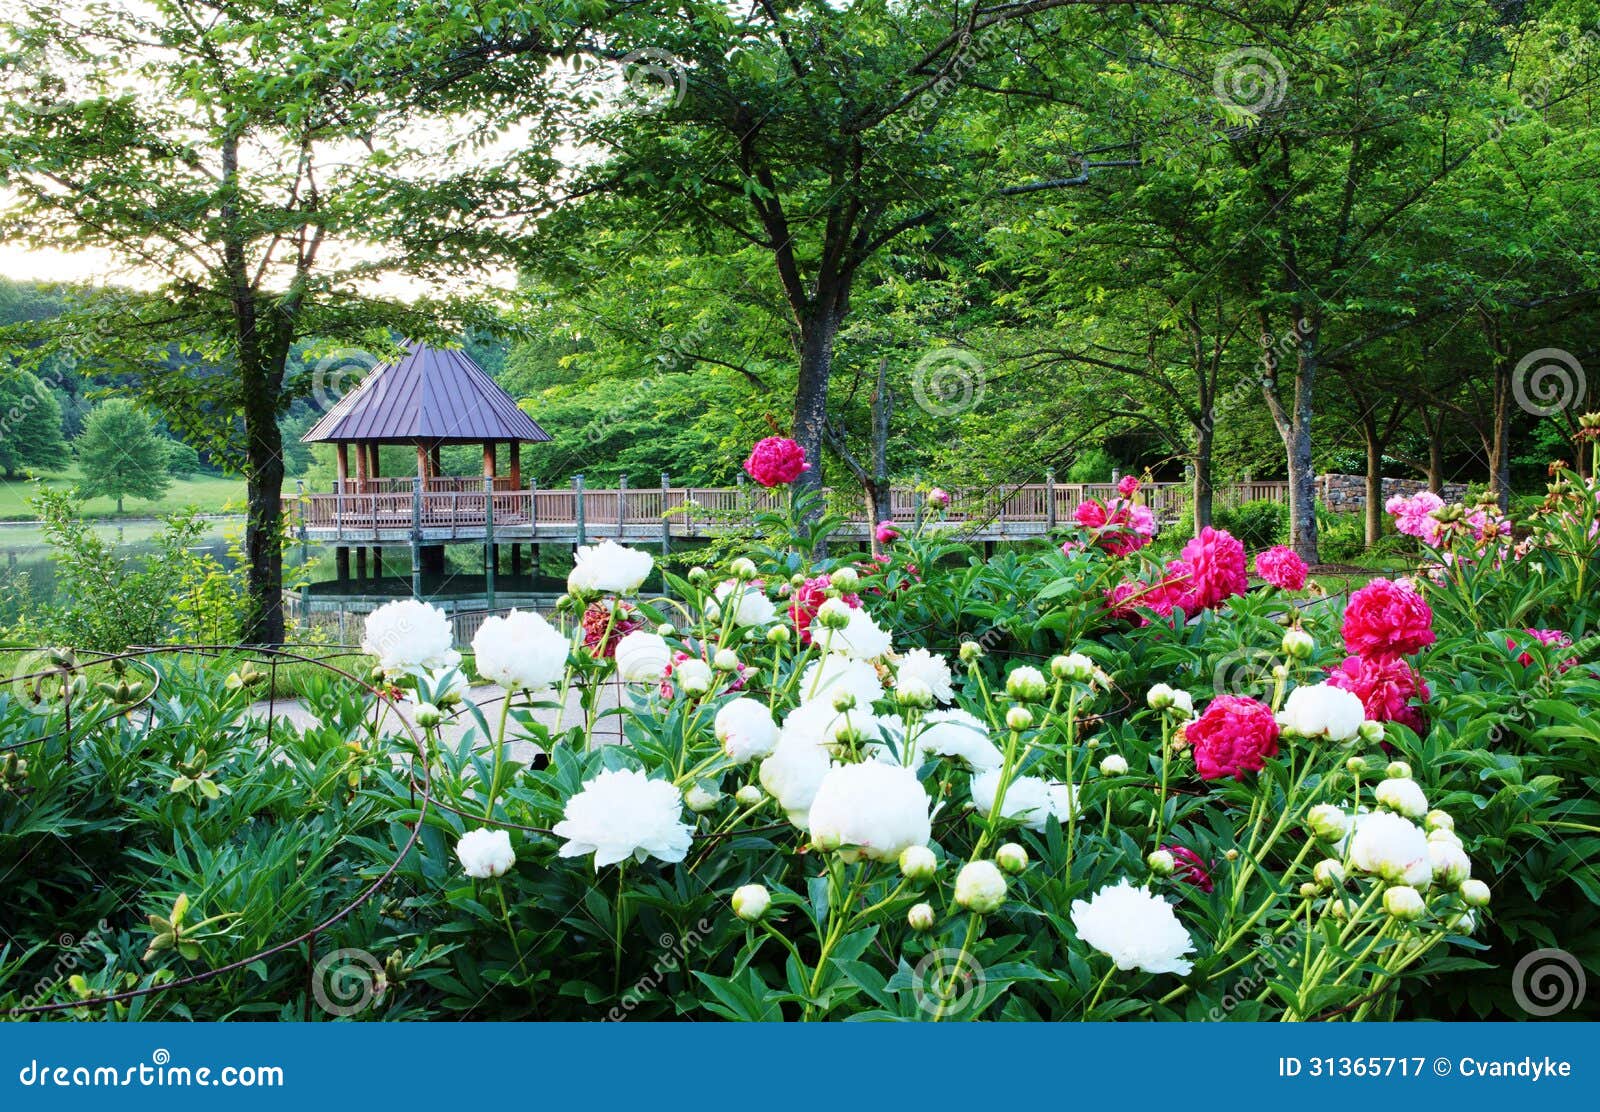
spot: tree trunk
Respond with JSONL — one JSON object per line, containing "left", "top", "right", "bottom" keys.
{"left": 117, "top": 494, "right": 124, "bottom": 514}
{"left": 241, "top": 365, "right": 285, "bottom": 644}
{"left": 1362, "top": 414, "right": 1383, "bottom": 549}
{"left": 1421, "top": 407, "right": 1445, "bottom": 494}
{"left": 1261, "top": 324, "right": 1321, "bottom": 565}
{"left": 1192, "top": 416, "right": 1214, "bottom": 532}
{"left": 1489, "top": 356, "right": 1513, "bottom": 511}
{"left": 791, "top": 305, "right": 844, "bottom": 500}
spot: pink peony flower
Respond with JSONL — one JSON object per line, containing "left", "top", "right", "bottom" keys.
{"left": 926, "top": 487, "right": 950, "bottom": 510}
{"left": 1342, "top": 578, "right": 1435, "bottom": 659}
{"left": 581, "top": 600, "right": 643, "bottom": 658}
{"left": 1255, "top": 545, "right": 1308, "bottom": 591}
{"left": 1187, "top": 695, "right": 1281, "bottom": 781}
{"left": 875, "top": 520, "right": 900, "bottom": 545}
{"left": 743, "top": 436, "right": 809, "bottom": 487}
{"left": 1507, "top": 628, "right": 1577, "bottom": 671}
{"left": 1073, "top": 496, "right": 1156, "bottom": 557}
{"left": 1179, "top": 527, "right": 1248, "bottom": 610}
{"left": 1117, "top": 474, "right": 1141, "bottom": 499}
{"left": 1328, "top": 654, "right": 1430, "bottom": 733}
{"left": 1386, "top": 491, "right": 1445, "bottom": 545}
{"left": 1164, "top": 844, "right": 1215, "bottom": 894}
{"left": 788, "top": 575, "right": 860, "bottom": 646}
{"left": 1074, "top": 499, "right": 1108, "bottom": 530}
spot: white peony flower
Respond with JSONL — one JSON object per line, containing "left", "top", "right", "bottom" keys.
{"left": 825, "top": 606, "right": 893, "bottom": 660}
{"left": 472, "top": 609, "right": 568, "bottom": 691}
{"left": 781, "top": 699, "right": 877, "bottom": 755}
{"left": 715, "top": 698, "right": 780, "bottom": 762}
{"left": 1349, "top": 811, "right": 1433, "bottom": 886}
{"left": 758, "top": 733, "right": 832, "bottom": 828}
{"left": 1277, "top": 683, "right": 1366, "bottom": 741}
{"left": 568, "top": 540, "right": 654, "bottom": 595}
{"left": 1099, "top": 754, "right": 1130, "bottom": 776}
{"left": 910, "top": 708, "right": 1002, "bottom": 770}
{"left": 615, "top": 631, "right": 671, "bottom": 682}
{"left": 1375, "top": 777, "right": 1429, "bottom": 820}
{"left": 674, "top": 658, "right": 714, "bottom": 696}
{"left": 362, "top": 599, "right": 461, "bottom": 679}
{"left": 553, "top": 767, "right": 693, "bottom": 867}
{"left": 970, "top": 768, "right": 1078, "bottom": 831}
{"left": 1428, "top": 839, "right": 1471, "bottom": 886}
{"left": 456, "top": 828, "right": 515, "bottom": 879}
{"left": 955, "top": 860, "right": 1008, "bottom": 913}
{"left": 1070, "top": 879, "right": 1196, "bottom": 975}
{"left": 895, "top": 648, "right": 954, "bottom": 704}
{"left": 800, "top": 654, "right": 885, "bottom": 707}
{"left": 808, "top": 762, "right": 932, "bottom": 862}
{"left": 706, "top": 581, "right": 778, "bottom": 627}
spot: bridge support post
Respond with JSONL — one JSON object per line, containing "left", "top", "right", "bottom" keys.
{"left": 484, "top": 476, "right": 497, "bottom": 610}
{"left": 410, "top": 476, "right": 423, "bottom": 600}
{"left": 373, "top": 547, "right": 384, "bottom": 578}
{"left": 356, "top": 546, "right": 368, "bottom": 579}
{"left": 660, "top": 471, "right": 671, "bottom": 555}
{"left": 335, "top": 546, "right": 350, "bottom": 579}
{"left": 295, "top": 479, "right": 308, "bottom": 562}
{"left": 1045, "top": 469, "right": 1057, "bottom": 530}
{"left": 573, "top": 473, "right": 586, "bottom": 546}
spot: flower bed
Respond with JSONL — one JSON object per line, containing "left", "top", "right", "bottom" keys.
{"left": 3, "top": 456, "right": 1597, "bottom": 1021}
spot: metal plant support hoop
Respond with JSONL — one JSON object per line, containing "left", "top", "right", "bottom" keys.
{"left": 5, "top": 644, "right": 434, "bottom": 1019}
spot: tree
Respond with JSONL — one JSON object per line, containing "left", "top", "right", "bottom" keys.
{"left": 0, "top": 369, "right": 68, "bottom": 476}
{"left": 0, "top": 0, "right": 515, "bottom": 640}
{"left": 75, "top": 399, "right": 171, "bottom": 512}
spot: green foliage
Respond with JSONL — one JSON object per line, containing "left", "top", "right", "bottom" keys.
{"left": 0, "top": 369, "right": 68, "bottom": 476}
{"left": 1213, "top": 500, "right": 1288, "bottom": 551}
{"left": 73, "top": 400, "right": 171, "bottom": 511}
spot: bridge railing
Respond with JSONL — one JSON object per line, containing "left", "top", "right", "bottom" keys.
{"left": 282, "top": 480, "right": 1291, "bottom": 539}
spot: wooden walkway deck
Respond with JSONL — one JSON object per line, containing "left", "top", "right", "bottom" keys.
{"left": 282, "top": 478, "right": 1291, "bottom": 547}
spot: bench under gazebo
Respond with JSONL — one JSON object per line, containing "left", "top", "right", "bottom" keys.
{"left": 300, "top": 339, "right": 552, "bottom": 586}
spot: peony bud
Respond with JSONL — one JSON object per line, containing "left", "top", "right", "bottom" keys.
{"left": 685, "top": 784, "right": 720, "bottom": 813}
{"left": 959, "top": 640, "right": 983, "bottom": 663}
{"left": 815, "top": 598, "right": 853, "bottom": 630}
{"left": 688, "top": 566, "right": 709, "bottom": 585}
{"left": 907, "top": 902, "right": 936, "bottom": 932}
{"left": 1050, "top": 652, "right": 1095, "bottom": 683}
{"left": 899, "top": 845, "right": 938, "bottom": 882}
{"left": 997, "top": 843, "right": 1029, "bottom": 874}
{"left": 954, "top": 860, "right": 1007, "bottom": 914}
{"left": 831, "top": 690, "right": 858, "bottom": 713}
{"left": 735, "top": 784, "right": 763, "bottom": 807}
{"left": 413, "top": 703, "right": 443, "bottom": 729}
{"left": 1005, "top": 706, "right": 1034, "bottom": 731}
{"left": 828, "top": 566, "right": 860, "bottom": 591}
{"left": 1358, "top": 720, "right": 1386, "bottom": 744}
{"left": 1375, "top": 777, "right": 1428, "bottom": 819}
{"left": 1005, "top": 666, "right": 1049, "bottom": 701}
{"left": 732, "top": 883, "right": 770, "bottom": 922}
{"left": 676, "top": 659, "right": 713, "bottom": 696}
{"left": 713, "top": 648, "right": 740, "bottom": 672}
{"left": 1459, "top": 879, "right": 1491, "bottom": 908}
{"left": 1146, "top": 683, "right": 1176, "bottom": 710}
{"left": 1299, "top": 882, "right": 1320, "bottom": 899}
{"left": 1146, "top": 849, "right": 1176, "bottom": 876}
{"left": 1383, "top": 885, "right": 1426, "bottom": 921}
{"left": 1428, "top": 841, "right": 1471, "bottom": 887}
{"left": 730, "top": 557, "right": 757, "bottom": 580}
{"left": 1282, "top": 628, "right": 1315, "bottom": 659}
{"left": 1427, "top": 826, "right": 1463, "bottom": 849}
{"left": 1307, "top": 803, "right": 1352, "bottom": 842}
{"left": 1385, "top": 760, "right": 1412, "bottom": 779}
{"left": 1345, "top": 755, "right": 1367, "bottom": 774}
{"left": 1313, "top": 859, "right": 1346, "bottom": 888}
{"left": 1424, "top": 810, "right": 1454, "bottom": 833}
{"left": 655, "top": 622, "right": 676, "bottom": 638}
{"left": 896, "top": 677, "right": 935, "bottom": 709}
{"left": 766, "top": 624, "right": 791, "bottom": 645}
{"left": 1099, "top": 753, "right": 1129, "bottom": 776}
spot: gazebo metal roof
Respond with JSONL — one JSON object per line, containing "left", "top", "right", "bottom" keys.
{"left": 302, "top": 340, "right": 552, "bottom": 445}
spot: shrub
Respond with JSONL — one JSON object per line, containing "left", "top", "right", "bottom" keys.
{"left": 1213, "top": 499, "right": 1287, "bottom": 550}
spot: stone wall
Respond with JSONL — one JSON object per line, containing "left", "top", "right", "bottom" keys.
{"left": 1317, "top": 473, "right": 1469, "bottom": 514}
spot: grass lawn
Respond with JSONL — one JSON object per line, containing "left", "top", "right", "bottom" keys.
{"left": 0, "top": 466, "right": 247, "bottom": 521}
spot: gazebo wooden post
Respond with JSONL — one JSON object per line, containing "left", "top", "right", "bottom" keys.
{"left": 482, "top": 441, "right": 497, "bottom": 577}
{"left": 660, "top": 471, "right": 671, "bottom": 555}
{"left": 410, "top": 475, "right": 423, "bottom": 600}
{"left": 334, "top": 445, "right": 350, "bottom": 578}
{"left": 573, "top": 473, "right": 586, "bottom": 546}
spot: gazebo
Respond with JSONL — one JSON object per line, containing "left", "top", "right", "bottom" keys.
{"left": 302, "top": 339, "right": 552, "bottom": 582}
